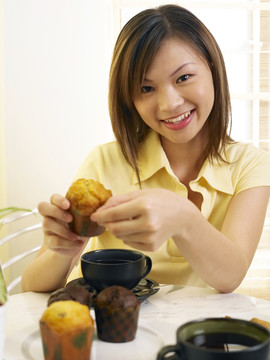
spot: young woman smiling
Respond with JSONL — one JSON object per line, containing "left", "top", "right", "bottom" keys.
{"left": 22, "top": 5, "right": 270, "bottom": 294}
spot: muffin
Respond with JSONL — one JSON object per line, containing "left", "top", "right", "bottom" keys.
{"left": 94, "top": 285, "right": 140, "bottom": 343}
{"left": 47, "top": 285, "right": 93, "bottom": 308}
{"left": 40, "top": 300, "right": 94, "bottom": 360}
{"left": 65, "top": 277, "right": 95, "bottom": 293}
{"left": 66, "top": 178, "right": 112, "bottom": 237}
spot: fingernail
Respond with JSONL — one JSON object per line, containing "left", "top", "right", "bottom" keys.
{"left": 62, "top": 199, "right": 70, "bottom": 209}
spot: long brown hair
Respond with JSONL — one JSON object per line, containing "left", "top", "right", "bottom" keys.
{"left": 109, "top": 4, "right": 232, "bottom": 183}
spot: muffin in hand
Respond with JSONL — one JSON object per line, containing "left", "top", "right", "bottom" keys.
{"left": 66, "top": 178, "right": 112, "bottom": 237}
{"left": 40, "top": 300, "right": 94, "bottom": 360}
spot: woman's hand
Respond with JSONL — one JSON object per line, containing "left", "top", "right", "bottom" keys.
{"left": 22, "top": 194, "right": 90, "bottom": 292}
{"left": 38, "top": 194, "right": 88, "bottom": 258}
{"left": 91, "top": 189, "right": 193, "bottom": 251}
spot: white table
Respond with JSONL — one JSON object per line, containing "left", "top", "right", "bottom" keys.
{"left": 3, "top": 285, "right": 270, "bottom": 359}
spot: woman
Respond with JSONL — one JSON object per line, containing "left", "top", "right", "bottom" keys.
{"left": 22, "top": 5, "right": 270, "bottom": 293}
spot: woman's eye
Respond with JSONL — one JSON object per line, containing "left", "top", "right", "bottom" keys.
{"left": 177, "top": 74, "right": 190, "bottom": 83}
{"left": 141, "top": 86, "right": 154, "bottom": 93}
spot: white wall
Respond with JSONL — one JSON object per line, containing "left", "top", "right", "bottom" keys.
{"left": 3, "top": 0, "right": 115, "bottom": 209}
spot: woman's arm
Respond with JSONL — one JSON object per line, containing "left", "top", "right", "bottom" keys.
{"left": 21, "top": 194, "right": 89, "bottom": 292}
{"left": 91, "top": 186, "right": 270, "bottom": 293}
{"left": 21, "top": 244, "right": 77, "bottom": 292}
{"left": 173, "top": 186, "right": 270, "bottom": 292}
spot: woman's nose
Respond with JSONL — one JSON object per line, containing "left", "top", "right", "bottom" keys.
{"left": 158, "top": 87, "right": 184, "bottom": 112}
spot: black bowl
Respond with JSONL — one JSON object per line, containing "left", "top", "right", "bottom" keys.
{"left": 81, "top": 249, "right": 152, "bottom": 292}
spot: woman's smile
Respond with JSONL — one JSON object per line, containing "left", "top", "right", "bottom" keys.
{"left": 162, "top": 109, "right": 194, "bottom": 130}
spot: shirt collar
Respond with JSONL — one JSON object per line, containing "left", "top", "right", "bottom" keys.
{"left": 195, "top": 158, "right": 234, "bottom": 195}
{"left": 133, "top": 130, "right": 234, "bottom": 195}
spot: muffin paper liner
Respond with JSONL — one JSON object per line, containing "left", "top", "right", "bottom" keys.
{"left": 69, "top": 208, "right": 104, "bottom": 237}
{"left": 94, "top": 303, "right": 140, "bottom": 343}
{"left": 39, "top": 321, "right": 94, "bottom": 360}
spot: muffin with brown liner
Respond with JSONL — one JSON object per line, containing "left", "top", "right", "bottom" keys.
{"left": 66, "top": 178, "right": 112, "bottom": 237}
{"left": 94, "top": 285, "right": 140, "bottom": 343}
{"left": 39, "top": 300, "right": 94, "bottom": 360}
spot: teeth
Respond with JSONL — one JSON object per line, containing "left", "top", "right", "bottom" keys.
{"left": 164, "top": 111, "right": 191, "bottom": 124}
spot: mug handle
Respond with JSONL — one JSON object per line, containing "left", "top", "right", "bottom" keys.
{"left": 143, "top": 255, "right": 152, "bottom": 278}
{"left": 157, "top": 344, "right": 182, "bottom": 360}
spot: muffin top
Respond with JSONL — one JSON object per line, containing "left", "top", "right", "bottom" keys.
{"left": 94, "top": 286, "right": 140, "bottom": 309}
{"left": 47, "top": 285, "right": 93, "bottom": 308}
{"left": 40, "top": 300, "right": 94, "bottom": 333}
{"left": 66, "top": 178, "right": 112, "bottom": 215}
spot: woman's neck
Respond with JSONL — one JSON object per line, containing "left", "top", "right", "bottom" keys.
{"left": 160, "top": 134, "right": 207, "bottom": 186}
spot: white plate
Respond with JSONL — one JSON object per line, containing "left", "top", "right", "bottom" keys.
{"left": 3, "top": 323, "right": 164, "bottom": 360}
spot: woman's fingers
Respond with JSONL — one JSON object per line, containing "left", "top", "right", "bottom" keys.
{"left": 108, "top": 219, "right": 161, "bottom": 251}
{"left": 50, "top": 193, "right": 70, "bottom": 209}
{"left": 38, "top": 194, "right": 72, "bottom": 223}
{"left": 37, "top": 194, "right": 88, "bottom": 258}
{"left": 95, "top": 190, "right": 142, "bottom": 212}
{"left": 91, "top": 192, "right": 144, "bottom": 224}
{"left": 43, "top": 216, "right": 78, "bottom": 241}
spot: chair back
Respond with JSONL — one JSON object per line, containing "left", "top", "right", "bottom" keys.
{"left": 0, "top": 209, "right": 42, "bottom": 294}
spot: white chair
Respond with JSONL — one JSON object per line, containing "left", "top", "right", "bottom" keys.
{"left": 0, "top": 208, "right": 42, "bottom": 294}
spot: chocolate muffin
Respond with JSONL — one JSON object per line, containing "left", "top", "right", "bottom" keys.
{"left": 47, "top": 285, "right": 93, "bottom": 308}
{"left": 66, "top": 178, "right": 112, "bottom": 237}
{"left": 94, "top": 285, "right": 140, "bottom": 343}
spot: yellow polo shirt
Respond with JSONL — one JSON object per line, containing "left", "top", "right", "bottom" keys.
{"left": 68, "top": 131, "right": 270, "bottom": 287}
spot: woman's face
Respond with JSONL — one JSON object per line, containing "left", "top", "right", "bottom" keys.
{"left": 133, "top": 37, "right": 214, "bottom": 148}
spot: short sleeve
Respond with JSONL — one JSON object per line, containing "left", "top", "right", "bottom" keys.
{"left": 234, "top": 145, "right": 270, "bottom": 194}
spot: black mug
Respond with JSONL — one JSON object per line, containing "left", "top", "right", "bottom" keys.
{"left": 157, "top": 317, "right": 270, "bottom": 360}
{"left": 81, "top": 249, "right": 152, "bottom": 292}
